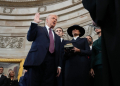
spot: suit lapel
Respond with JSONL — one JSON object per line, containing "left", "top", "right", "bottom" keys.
{"left": 71, "top": 38, "right": 76, "bottom": 43}
{"left": 71, "top": 37, "right": 81, "bottom": 43}
{"left": 43, "top": 27, "right": 49, "bottom": 39}
{"left": 75, "top": 37, "right": 81, "bottom": 42}
{"left": 54, "top": 32, "right": 59, "bottom": 51}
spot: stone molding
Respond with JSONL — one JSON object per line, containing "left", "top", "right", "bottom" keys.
{"left": 0, "top": 6, "right": 84, "bottom": 21}
{"left": 0, "top": 0, "right": 67, "bottom": 7}
{"left": 3, "top": 7, "right": 14, "bottom": 13}
{"left": 0, "top": 1, "right": 81, "bottom": 16}
{"left": 0, "top": 36, "right": 24, "bottom": 49}
{"left": 0, "top": 12, "right": 90, "bottom": 27}
{"left": 72, "top": 0, "right": 81, "bottom": 4}
{"left": 38, "top": 6, "right": 47, "bottom": 12}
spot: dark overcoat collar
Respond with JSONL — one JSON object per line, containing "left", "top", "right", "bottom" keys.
{"left": 71, "top": 37, "right": 82, "bottom": 43}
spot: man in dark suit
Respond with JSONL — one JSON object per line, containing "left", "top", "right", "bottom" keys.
{"left": 86, "top": 35, "right": 94, "bottom": 86}
{"left": 55, "top": 27, "right": 69, "bottom": 86}
{"left": 0, "top": 66, "right": 7, "bottom": 86}
{"left": 24, "top": 13, "right": 61, "bottom": 86}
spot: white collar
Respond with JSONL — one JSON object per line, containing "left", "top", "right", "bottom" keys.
{"left": 90, "top": 45, "right": 92, "bottom": 50}
{"left": 0, "top": 74, "right": 2, "bottom": 78}
{"left": 73, "top": 36, "right": 79, "bottom": 40}
{"left": 45, "top": 25, "right": 53, "bottom": 31}
{"left": 61, "top": 38, "right": 63, "bottom": 42}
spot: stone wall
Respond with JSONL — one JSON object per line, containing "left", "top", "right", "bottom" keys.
{"left": 0, "top": 0, "right": 98, "bottom": 59}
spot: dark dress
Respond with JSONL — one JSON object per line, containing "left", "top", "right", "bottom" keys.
{"left": 65, "top": 37, "right": 91, "bottom": 86}
{"left": 82, "top": 0, "right": 120, "bottom": 86}
{"left": 91, "top": 36, "right": 102, "bottom": 86}
{"left": 6, "top": 78, "right": 19, "bottom": 86}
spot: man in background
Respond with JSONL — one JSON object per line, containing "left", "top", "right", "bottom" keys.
{"left": 55, "top": 27, "right": 69, "bottom": 86}
{"left": 86, "top": 35, "right": 93, "bottom": 86}
{"left": 0, "top": 66, "right": 7, "bottom": 86}
{"left": 86, "top": 35, "right": 93, "bottom": 50}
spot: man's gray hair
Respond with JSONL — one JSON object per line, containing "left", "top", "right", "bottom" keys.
{"left": 45, "top": 14, "right": 58, "bottom": 25}
{"left": 46, "top": 13, "right": 58, "bottom": 20}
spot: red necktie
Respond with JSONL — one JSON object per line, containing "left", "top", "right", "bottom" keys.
{"left": 49, "top": 28, "right": 54, "bottom": 53}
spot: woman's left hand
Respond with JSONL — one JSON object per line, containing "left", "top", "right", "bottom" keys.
{"left": 72, "top": 47, "right": 80, "bottom": 52}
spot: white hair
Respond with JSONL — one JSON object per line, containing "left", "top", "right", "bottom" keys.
{"left": 45, "top": 14, "right": 58, "bottom": 24}
{"left": 46, "top": 13, "right": 58, "bottom": 20}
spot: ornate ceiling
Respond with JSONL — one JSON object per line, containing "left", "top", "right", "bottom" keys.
{"left": 0, "top": 0, "right": 66, "bottom": 7}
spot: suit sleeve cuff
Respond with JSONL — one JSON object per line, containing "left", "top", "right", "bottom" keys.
{"left": 31, "top": 21, "right": 38, "bottom": 24}
{"left": 58, "top": 66, "right": 61, "bottom": 69}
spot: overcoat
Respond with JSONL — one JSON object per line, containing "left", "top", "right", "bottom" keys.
{"left": 91, "top": 36, "right": 102, "bottom": 68}
{"left": 91, "top": 36, "right": 102, "bottom": 86}
{"left": 83, "top": 0, "right": 120, "bottom": 86}
{"left": 65, "top": 37, "right": 91, "bottom": 86}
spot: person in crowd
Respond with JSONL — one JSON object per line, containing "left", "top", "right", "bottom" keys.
{"left": 65, "top": 25, "right": 91, "bottom": 86}
{"left": 55, "top": 27, "right": 69, "bottom": 86}
{"left": 6, "top": 70, "right": 19, "bottom": 86}
{"left": 0, "top": 66, "right": 7, "bottom": 86}
{"left": 90, "top": 26, "right": 102, "bottom": 86}
{"left": 23, "top": 13, "right": 62, "bottom": 86}
{"left": 86, "top": 35, "right": 93, "bottom": 50}
{"left": 19, "top": 70, "right": 27, "bottom": 86}
{"left": 82, "top": 1, "right": 120, "bottom": 86}
{"left": 86, "top": 35, "right": 94, "bottom": 86}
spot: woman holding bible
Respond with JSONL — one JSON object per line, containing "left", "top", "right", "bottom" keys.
{"left": 65, "top": 25, "right": 91, "bottom": 86}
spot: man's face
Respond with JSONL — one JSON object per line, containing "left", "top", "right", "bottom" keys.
{"left": 55, "top": 28, "right": 64, "bottom": 37}
{"left": 0, "top": 68, "right": 3, "bottom": 74}
{"left": 86, "top": 36, "right": 93, "bottom": 45}
{"left": 46, "top": 15, "right": 57, "bottom": 28}
{"left": 95, "top": 28, "right": 101, "bottom": 34}
{"left": 72, "top": 29, "right": 80, "bottom": 36}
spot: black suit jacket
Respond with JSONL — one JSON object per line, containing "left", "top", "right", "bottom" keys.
{"left": 83, "top": 0, "right": 120, "bottom": 86}
{"left": 0, "top": 75, "right": 7, "bottom": 86}
{"left": 24, "top": 23, "right": 61, "bottom": 69}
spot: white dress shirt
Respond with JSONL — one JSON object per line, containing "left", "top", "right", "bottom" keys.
{"left": 45, "top": 25, "right": 55, "bottom": 39}
{"left": 61, "top": 38, "right": 63, "bottom": 42}
{"left": 73, "top": 36, "right": 79, "bottom": 40}
{"left": 90, "top": 46, "right": 92, "bottom": 50}
{"left": 0, "top": 74, "right": 2, "bottom": 78}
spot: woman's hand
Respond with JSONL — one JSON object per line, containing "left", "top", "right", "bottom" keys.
{"left": 90, "top": 68, "right": 95, "bottom": 78}
{"left": 72, "top": 47, "right": 80, "bottom": 52}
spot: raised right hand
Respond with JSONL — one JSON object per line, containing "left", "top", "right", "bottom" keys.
{"left": 34, "top": 13, "right": 42, "bottom": 23}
